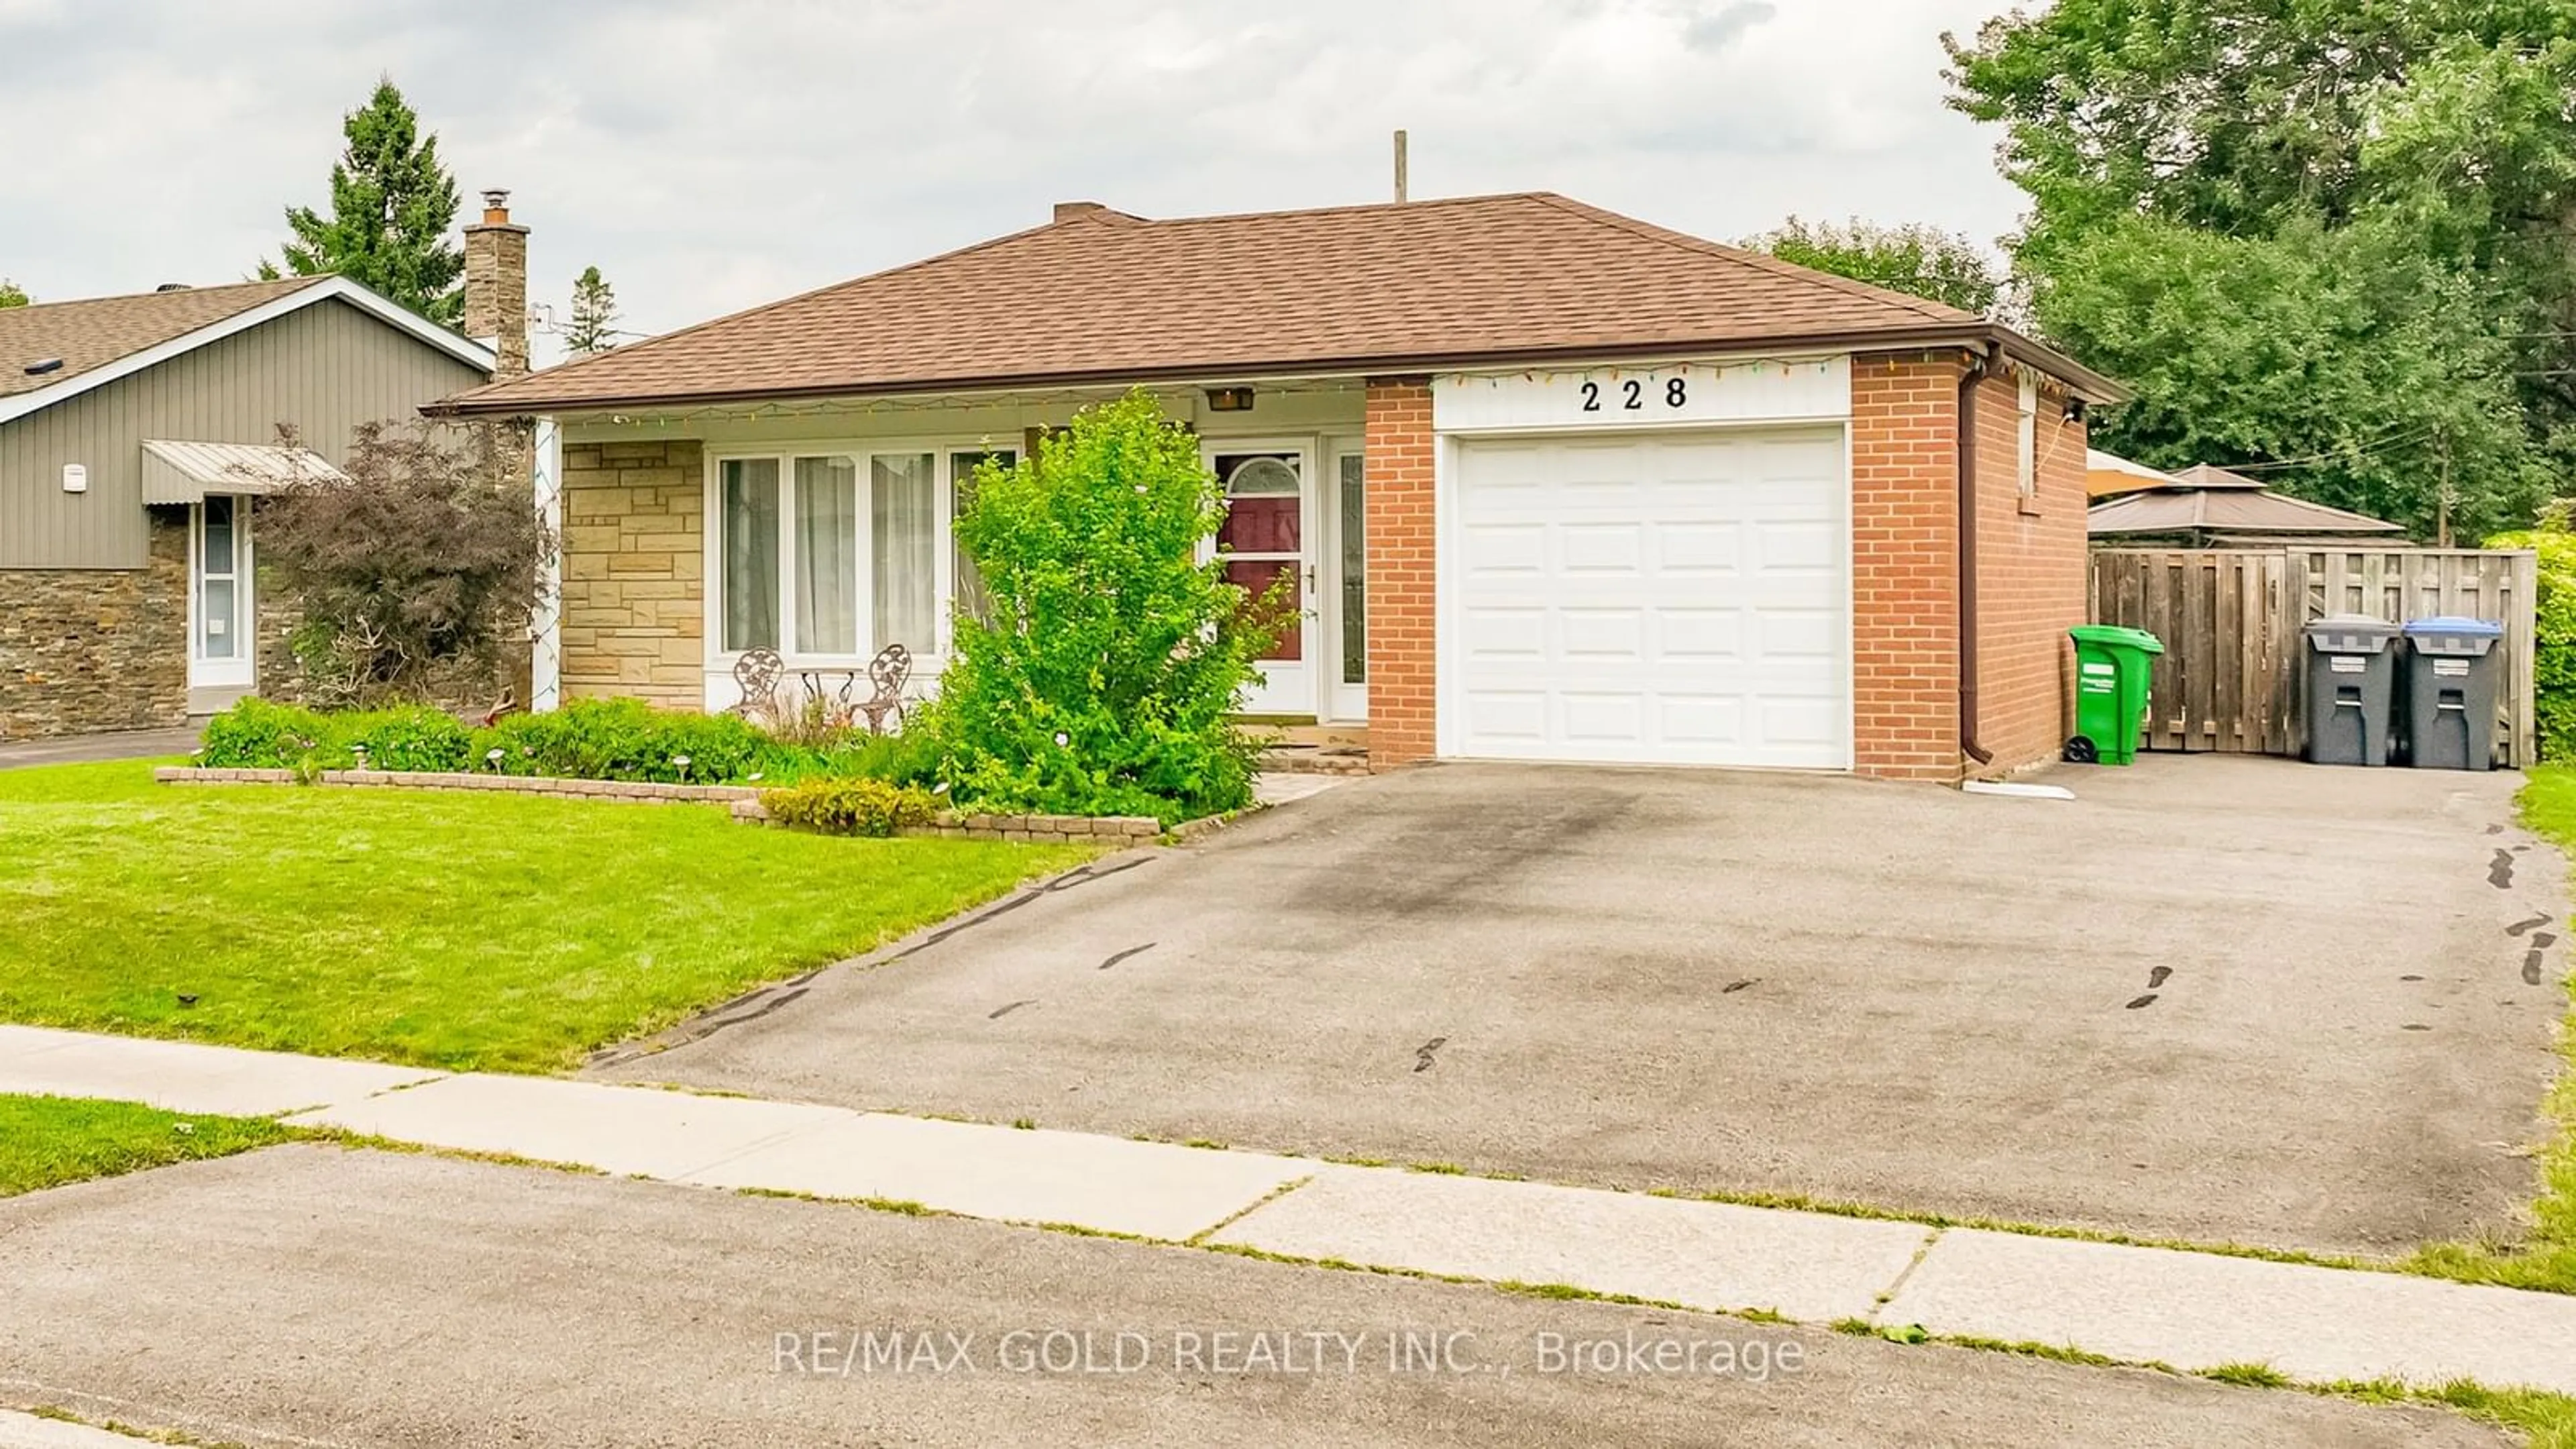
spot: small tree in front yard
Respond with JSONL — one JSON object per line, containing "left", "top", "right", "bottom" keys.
{"left": 254, "top": 421, "right": 547, "bottom": 706}
{"left": 928, "top": 391, "right": 1285, "bottom": 822}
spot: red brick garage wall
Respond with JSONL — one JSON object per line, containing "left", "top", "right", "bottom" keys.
{"left": 1970, "top": 366, "right": 2090, "bottom": 775}
{"left": 1364, "top": 377, "right": 1436, "bottom": 767}
{"left": 1849, "top": 352, "right": 1966, "bottom": 780}
{"left": 1365, "top": 356, "right": 2081, "bottom": 782}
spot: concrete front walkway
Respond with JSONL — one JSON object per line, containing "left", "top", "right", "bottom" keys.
{"left": 7, "top": 1024, "right": 2574, "bottom": 1401}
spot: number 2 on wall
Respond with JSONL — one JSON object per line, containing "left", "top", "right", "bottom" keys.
{"left": 1578, "top": 376, "right": 1688, "bottom": 414}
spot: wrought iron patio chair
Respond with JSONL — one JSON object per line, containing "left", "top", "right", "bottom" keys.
{"left": 856, "top": 643, "right": 912, "bottom": 735}
{"left": 731, "top": 647, "right": 786, "bottom": 722}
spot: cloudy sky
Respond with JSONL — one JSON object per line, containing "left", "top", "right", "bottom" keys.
{"left": 0, "top": 0, "right": 2029, "bottom": 362}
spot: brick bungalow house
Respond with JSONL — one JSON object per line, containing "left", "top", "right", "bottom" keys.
{"left": 0, "top": 196, "right": 530, "bottom": 738}
{"left": 431, "top": 193, "right": 2119, "bottom": 781}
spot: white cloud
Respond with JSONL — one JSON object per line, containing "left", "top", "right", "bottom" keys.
{"left": 0, "top": 0, "right": 2027, "bottom": 359}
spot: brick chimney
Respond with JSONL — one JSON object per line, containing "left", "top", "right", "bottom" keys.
{"left": 463, "top": 188, "right": 530, "bottom": 379}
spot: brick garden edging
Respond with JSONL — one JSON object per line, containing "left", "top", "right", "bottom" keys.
{"left": 153, "top": 766, "right": 759, "bottom": 805}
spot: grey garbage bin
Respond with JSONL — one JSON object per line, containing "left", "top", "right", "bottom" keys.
{"left": 2400, "top": 616, "right": 2506, "bottom": 770}
{"left": 2304, "top": 614, "right": 2402, "bottom": 765}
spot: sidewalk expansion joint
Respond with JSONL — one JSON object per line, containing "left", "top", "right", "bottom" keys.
{"left": 1184, "top": 1173, "right": 1317, "bottom": 1246}
{"left": 1868, "top": 1226, "right": 1945, "bottom": 1323}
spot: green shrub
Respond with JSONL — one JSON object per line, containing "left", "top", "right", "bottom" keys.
{"left": 198, "top": 698, "right": 336, "bottom": 769}
{"left": 755, "top": 727, "right": 945, "bottom": 786}
{"left": 926, "top": 390, "right": 1275, "bottom": 824}
{"left": 198, "top": 698, "right": 469, "bottom": 772}
{"left": 200, "top": 694, "right": 941, "bottom": 787}
{"left": 476, "top": 698, "right": 769, "bottom": 783}
{"left": 2489, "top": 529, "right": 2576, "bottom": 760}
{"left": 343, "top": 707, "right": 473, "bottom": 772}
{"left": 758, "top": 776, "right": 941, "bottom": 837}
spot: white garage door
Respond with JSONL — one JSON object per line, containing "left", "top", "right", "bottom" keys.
{"left": 1446, "top": 427, "right": 1849, "bottom": 768}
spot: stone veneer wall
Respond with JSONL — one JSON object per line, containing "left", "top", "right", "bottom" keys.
{"left": 559, "top": 439, "right": 706, "bottom": 708}
{"left": 0, "top": 511, "right": 189, "bottom": 739}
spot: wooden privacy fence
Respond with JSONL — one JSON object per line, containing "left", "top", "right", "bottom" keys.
{"left": 2087, "top": 547, "right": 2538, "bottom": 766}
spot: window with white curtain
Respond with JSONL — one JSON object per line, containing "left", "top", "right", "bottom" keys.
{"left": 794, "top": 456, "right": 859, "bottom": 655}
{"left": 720, "top": 458, "right": 780, "bottom": 652}
{"left": 872, "top": 453, "right": 936, "bottom": 655}
{"left": 715, "top": 447, "right": 967, "bottom": 660}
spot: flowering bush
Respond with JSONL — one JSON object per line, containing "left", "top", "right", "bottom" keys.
{"left": 924, "top": 391, "right": 1278, "bottom": 824}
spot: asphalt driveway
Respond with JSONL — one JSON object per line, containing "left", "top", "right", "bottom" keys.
{"left": 602, "top": 756, "right": 2569, "bottom": 1258}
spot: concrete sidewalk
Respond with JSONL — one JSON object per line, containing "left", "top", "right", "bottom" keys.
{"left": 7, "top": 1022, "right": 2574, "bottom": 1399}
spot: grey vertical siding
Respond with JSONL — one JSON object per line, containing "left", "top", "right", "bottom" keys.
{"left": 0, "top": 299, "right": 490, "bottom": 569}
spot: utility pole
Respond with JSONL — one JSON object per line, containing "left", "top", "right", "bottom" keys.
{"left": 2436, "top": 427, "right": 2453, "bottom": 548}
{"left": 1393, "top": 129, "right": 1409, "bottom": 203}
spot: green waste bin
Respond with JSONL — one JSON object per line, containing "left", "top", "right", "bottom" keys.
{"left": 2068, "top": 625, "right": 2165, "bottom": 765}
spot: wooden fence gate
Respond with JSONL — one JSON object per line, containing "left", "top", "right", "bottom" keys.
{"left": 2086, "top": 547, "right": 2538, "bottom": 767}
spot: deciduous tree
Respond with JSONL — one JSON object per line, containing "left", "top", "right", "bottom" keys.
{"left": 1945, "top": 3, "right": 2576, "bottom": 527}
{"left": 1744, "top": 216, "right": 2005, "bottom": 317}
{"left": 256, "top": 423, "right": 548, "bottom": 706}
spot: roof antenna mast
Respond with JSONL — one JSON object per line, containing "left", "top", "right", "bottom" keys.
{"left": 1393, "top": 129, "right": 1409, "bottom": 204}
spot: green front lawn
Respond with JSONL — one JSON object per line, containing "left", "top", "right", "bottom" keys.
{"left": 2403, "top": 765, "right": 2576, "bottom": 1297}
{"left": 0, "top": 1093, "right": 292, "bottom": 1197}
{"left": 0, "top": 761, "right": 1092, "bottom": 1072}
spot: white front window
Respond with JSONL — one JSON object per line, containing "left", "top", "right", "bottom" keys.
{"left": 712, "top": 445, "right": 1010, "bottom": 669}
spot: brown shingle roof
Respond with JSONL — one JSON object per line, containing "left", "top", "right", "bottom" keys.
{"left": 0, "top": 276, "right": 329, "bottom": 399}
{"left": 438, "top": 193, "right": 2118, "bottom": 416}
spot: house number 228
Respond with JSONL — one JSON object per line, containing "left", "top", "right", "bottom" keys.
{"left": 1580, "top": 378, "right": 1688, "bottom": 412}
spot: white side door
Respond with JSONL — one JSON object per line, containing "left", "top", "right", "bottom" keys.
{"left": 188, "top": 493, "right": 255, "bottom": 692}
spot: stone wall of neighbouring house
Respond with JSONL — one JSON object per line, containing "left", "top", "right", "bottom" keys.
{"left": 0, "top": 513, "right": 189, "bottom": 739}
{"left": 559, "top": 439, "right": 705, "bottom": 709}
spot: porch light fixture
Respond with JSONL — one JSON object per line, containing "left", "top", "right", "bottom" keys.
{"left": 1205, "top": 386, "right": 1255, "bottom": 413}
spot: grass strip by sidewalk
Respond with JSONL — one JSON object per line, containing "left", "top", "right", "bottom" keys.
{"left": 0, "top": 1093, "right": 292, "bottom": 1197}
{"left": 2399, "top": 766, "right": 2576, "bottom": 1298}
{"left": 0, "top": 760, "right": 1094, "bottom": 1073}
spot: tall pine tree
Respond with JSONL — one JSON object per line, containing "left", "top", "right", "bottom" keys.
{"left": 264, "top": 78, "right": 464, "bottom": 325}
{"left": 564, "top": 266, "right": 619, "bottom": 355}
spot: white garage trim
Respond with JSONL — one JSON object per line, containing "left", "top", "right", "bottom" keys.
{"left": 1435, "top": 423, "right": 1855, "bottom": 770}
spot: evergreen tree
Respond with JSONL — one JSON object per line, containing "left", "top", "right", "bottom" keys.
{"left": 565, "top": 266, "right": 619, "bottom": 355}
{"left": 263, "top": 78, "right": 465, "bottom": 325}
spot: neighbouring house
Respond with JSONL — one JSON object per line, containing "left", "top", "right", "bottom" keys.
{"left": 0, "top": 193, "right": 533, "bottom": 739}
{"left": 430, "top": 192, "right": 2123, "bottom": 781}
{"left": 2086, "top": 455, "right": 2406, "bottom": 547}
{"left": 2086, "top": 448, "right": 2180, "bottom": 500}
